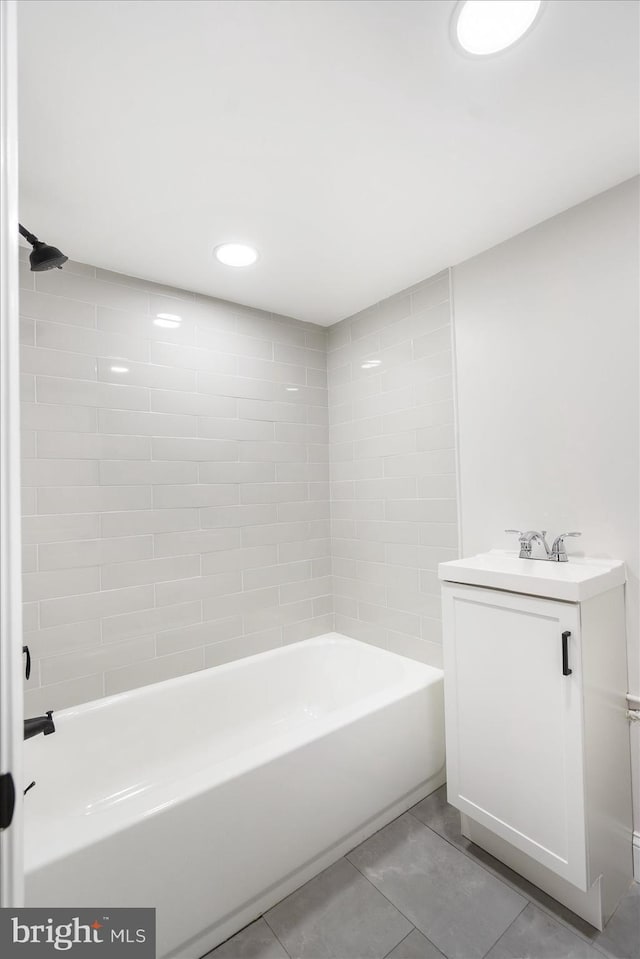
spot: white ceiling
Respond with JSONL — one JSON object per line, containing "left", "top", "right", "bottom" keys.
{"left": 17, "top": 0, "right": 639, "bottom": 325}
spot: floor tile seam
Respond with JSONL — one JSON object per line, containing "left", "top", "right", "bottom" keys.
{"left": 381, "top": 929, "right": 418, "bottom": 959}
{"left": 405, "top": 810, "right": 605, "bottom": 948}
{"left": 403, "top": 811, "right": 529, "bottom": 904}
{"left": 261, "top": 912, "right": 296, "bottom": 959}
{"left": 477, "top": 899, "right": 530, "bottom": 959}
{"left": 263, "top": 896, "right": 413, "bottom": 959}
{"left": 344, "top": 851, "right": 440, "bottom": 952}
{"left": 345, "top": 847, "right": 470, "bottom": 959}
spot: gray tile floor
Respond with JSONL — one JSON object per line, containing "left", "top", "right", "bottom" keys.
{"left": 204, "top": 786, "right": 640, "bottom": 959}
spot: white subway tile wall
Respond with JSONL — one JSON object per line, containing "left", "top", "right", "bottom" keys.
{"left": 328, "top": 271, "right": 458, "bottom": 668}
{"left": 19, "top": 252, "right": 332, "bottom": 712}
{"left": 20, "top": 252, "right": 458, "bottom": 710}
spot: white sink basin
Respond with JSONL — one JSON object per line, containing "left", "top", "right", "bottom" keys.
{"left": 438, "top": 550, "right": 626, "bottom": 602}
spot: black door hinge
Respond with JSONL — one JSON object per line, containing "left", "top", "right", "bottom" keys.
{"left": 0, "top": 773, "right": 16, "bottom": 829}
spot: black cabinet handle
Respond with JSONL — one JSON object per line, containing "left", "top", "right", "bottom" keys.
{"left": 22, "top": 645, "right": 31, "bottom": 681}
{"left": 562, "top": 631, "right": 572, "bottom": 676}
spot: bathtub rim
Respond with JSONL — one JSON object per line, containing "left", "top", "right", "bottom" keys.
{"left": 24, "top": 633, "right": 444, "bottom": 873}
{"left": 42, "top": 631, "right": 442, "bottom": 725}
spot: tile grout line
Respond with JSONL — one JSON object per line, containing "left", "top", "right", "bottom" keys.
{"left": 344, "top": 850, "right": 447, "bottom": 958}
{"left": 404, "top": 808, "right": 604, "bottom": 949}
{"left": 263, "top": 878, "right": 417, "bottom": 959}
{"left": 346, "top": 828, "right": 531, "bottom": 959}
{"left": 261, "top": 910, "right": 296, "bottom": 959}
{"left": 380, "top": 927, "right": 418, "bottom": 959}
{"left": 477, "top": 899, "right": 530, "bottom": 959}
{"left": 404, "top": 809, "right": 530, "bottom": 902}
{"left": 355, "top": 810, "right": 533, "bottom": 958}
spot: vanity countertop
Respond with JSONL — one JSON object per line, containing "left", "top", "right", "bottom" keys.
{"left": 438, "top": 550, "right": 626, "bottom": 602}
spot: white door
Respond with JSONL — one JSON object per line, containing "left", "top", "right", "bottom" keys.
{"left": 0, "top": 0, "right": 25, "bottom": 908}
{"left": 442, "top": 583, "right": 587, "bottom": 889}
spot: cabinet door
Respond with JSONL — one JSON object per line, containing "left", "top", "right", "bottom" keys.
{"left": 442, "top": 584, "right": 587, "bottom": 889}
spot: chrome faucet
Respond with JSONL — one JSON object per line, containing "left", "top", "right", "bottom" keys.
{"left": 505, "top": 529, "right": 549, "bottom": 559}
{"left": 505, "top": 529, "right": 581, "bottom": 562}
{"left": 525, "top": 530, "right": 551, "bottom": 559}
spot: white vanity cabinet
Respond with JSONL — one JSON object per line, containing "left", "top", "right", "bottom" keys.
{"left": 442, "top": 585, "right": 587, "bottom": 886}
{"left": 439, "top": 552, "right": 633, "bottom": 929}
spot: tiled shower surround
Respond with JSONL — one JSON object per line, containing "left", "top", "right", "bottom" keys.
{"left": 20, "top": 255, "right": 332, "bottom": 712}
{"left": 328, "top": 272, "right": 456, "bottom": 666}
{"left": 20, "top": 253, "right": 456, "bottom": 711}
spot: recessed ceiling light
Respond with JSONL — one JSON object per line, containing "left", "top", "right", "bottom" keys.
{"left": 110, "top": 365, "right": 129, "bottom": 374}
{"left": 214, "top": 243, "right": 259, "bottom": 267}
{"left": 361, "top": 359, "right": 382, "bottom": 370}
{"left": 452, "top": 0, "right": 542, "bottom": 56}
{"left": 285, "top": 386, "right": 299, "bottom": 392}
{"left": 154, "top": 313, "right": 182, "bottom": 329}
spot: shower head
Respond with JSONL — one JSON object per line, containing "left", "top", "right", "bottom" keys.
{"left": 18, "top": 223, "right": 68, "bottom": 272}
{"left": 28, "top": 240, "right": 68, "bottom": 272}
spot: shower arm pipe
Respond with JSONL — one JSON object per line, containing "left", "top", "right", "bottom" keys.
{"left": 18, "top": 223, "right": 38, "bottom": 246}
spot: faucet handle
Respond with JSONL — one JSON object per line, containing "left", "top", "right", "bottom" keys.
{"left": 553, "top": 531, "right": 582, "bottom": 544}
{"left": 505, "top": 529, "right": 531, "bottom": 558}
{"left": 551, "top": 531, "right": 582, "bottom": 562}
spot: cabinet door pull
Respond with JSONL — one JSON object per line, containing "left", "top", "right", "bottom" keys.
{"left": 562, "top": 630, "right": 572, "bottom": 676}
{"left": 22, "top": 645, "right": 31, "bottom": 681}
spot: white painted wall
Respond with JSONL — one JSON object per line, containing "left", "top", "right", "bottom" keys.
{"left": 452, "top": 177, "right": 640, "bottom": 858}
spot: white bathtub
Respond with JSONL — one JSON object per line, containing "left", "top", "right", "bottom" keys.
{"left": 24, "top": 632, "right": 445, "bottom": 958}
